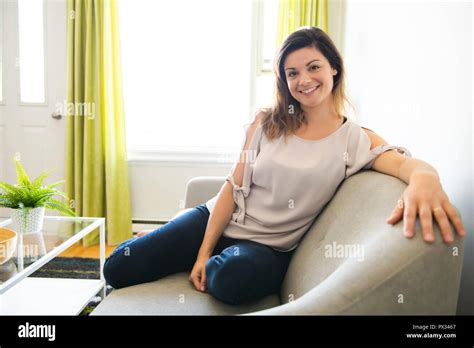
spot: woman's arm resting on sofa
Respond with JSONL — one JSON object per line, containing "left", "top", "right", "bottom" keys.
{"left": 363, "top": 129, "right": 466, "bottom": 244}
{"left": 189, "top": 112, "right": 265, "bottom": 292}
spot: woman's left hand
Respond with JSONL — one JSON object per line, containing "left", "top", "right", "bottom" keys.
{"left": 385, "top": 171, "right": 466, "bottom": 243}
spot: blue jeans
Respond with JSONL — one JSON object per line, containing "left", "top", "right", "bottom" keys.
{"left": 103, "top": 204, "right": 294, "bottom": 305}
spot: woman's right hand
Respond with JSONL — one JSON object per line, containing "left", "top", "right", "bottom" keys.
{"left": 189, "top": 256, "right": 209, "bottom": 292}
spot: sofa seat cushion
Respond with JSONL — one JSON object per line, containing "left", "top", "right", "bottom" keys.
{"left": 92, "top": 272, "right": 281, "bottom": 315}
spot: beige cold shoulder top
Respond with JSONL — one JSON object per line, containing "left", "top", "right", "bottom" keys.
{"left": 205, "top": 116, "right": 411, "bottom": 252}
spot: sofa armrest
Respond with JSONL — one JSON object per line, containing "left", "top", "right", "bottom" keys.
{"left": 247, "top": 225, "right": 464, "bottom": 315}
{"left": 184, "top": 176, "right": 226, "bottom": 209}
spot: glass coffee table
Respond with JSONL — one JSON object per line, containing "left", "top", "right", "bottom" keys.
{"left": 0, "top": 216, "right": 106, "bottom": 315}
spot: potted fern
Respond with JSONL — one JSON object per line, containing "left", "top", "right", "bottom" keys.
{"left": 0, "top": 159, "right": 75, "bottom": 234}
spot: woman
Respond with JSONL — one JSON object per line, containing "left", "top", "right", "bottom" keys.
{"left": 103, "top": 27, "right": 465, "bottom": 305}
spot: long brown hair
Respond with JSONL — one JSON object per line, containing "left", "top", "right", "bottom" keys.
{"left": 261, "top": 27, "right": 350, "bottom": 143}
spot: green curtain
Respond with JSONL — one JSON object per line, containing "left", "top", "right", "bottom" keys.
{"left": 65, "top": 0, "right": 132, "bottom": 246}
{"left": 276, "top": 0, "right": 329, "bottom": 46}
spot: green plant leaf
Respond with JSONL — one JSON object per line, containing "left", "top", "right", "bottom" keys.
{"left": 15, "top": 159, "right": 31, "bottom": 186}
{"left": 0, "top": 194, "right": 17, "bottom": 208}
{"left": 0, "top": 160, "right": 74, "bottom": 214}
{"left": 31, "top": 171, "right": 51, "bottom": 189}
{"left": 0, "top": 182, "right": 29, "bottom": 205}
{"left": 30, "top": 191, "right": 56, "bottom": 206}
{"left": 45, "top": 180, "right": 65, "bottom": 190}
{"left": 44, "top": 198, "right": 76, "bottom": 216}
{"left": 0, "top": 182, "right": 20, "bottom": 195}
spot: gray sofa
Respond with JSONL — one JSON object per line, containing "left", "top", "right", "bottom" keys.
{"left": 92, "top": 171, "right": 464, "bottom": 315}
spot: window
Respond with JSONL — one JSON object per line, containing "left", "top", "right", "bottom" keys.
{"left": 257, "top": 0, "right": 279, "bottom": 73}
{"left": 119, "top": 0, "right": 253, "bottom": 158}
{"left": 18, "top": 0, "right": 46, "bottom": 104}
{"left": 253, "top": 0, "right": 279, "bottom": 111}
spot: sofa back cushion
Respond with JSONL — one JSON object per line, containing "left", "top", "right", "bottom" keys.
{"left": 280, "top": 171, "right": 407, "bottom": 304}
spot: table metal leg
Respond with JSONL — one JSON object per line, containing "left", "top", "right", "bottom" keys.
{"left": 99, "top": 220, "right": 106, "bottom": 298}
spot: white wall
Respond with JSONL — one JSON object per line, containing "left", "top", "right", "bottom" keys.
{"left": 0, "top": 1, "right": 3, "bottom": 184}
{"left": 343, "top": 0, "right": 472, "bottom": 314}
{"left": 129, "top": 161, "right": 229, "bottom": 220}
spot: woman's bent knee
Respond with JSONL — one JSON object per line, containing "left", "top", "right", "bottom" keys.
{"left": 103, "top": 257, "right": 119, "bottom": 289}
{"left": 205, "top": 253, "right": 256, "bottom": 305}
{"left": 103, "top": 254, "right": 127, "bottom": 289}
{"left": 103, "top": 238, "right": 136, "bottom": 289}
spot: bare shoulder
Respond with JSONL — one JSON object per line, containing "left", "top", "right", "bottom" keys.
{"left": 252, "top": 108, "right": 269, "bottom": 126}
{"left": 361, "top": 127, "right": 388, "bottom": 150}
{"left": 243, "top": 109, "right": 267, "bottom": 145}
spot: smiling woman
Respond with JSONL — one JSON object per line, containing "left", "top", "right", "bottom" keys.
{"left": 103, "top": 25, "right": 466, "bottom": 309}
{"left": 263, "top": 27, "right": 348, "bottom": 143}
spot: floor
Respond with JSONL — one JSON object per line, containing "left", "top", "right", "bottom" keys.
{"left": 59, "top": 242, "right": 115, "bottom": 259}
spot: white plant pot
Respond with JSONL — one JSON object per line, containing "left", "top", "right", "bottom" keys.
{"left": 10, "top": 207, "right": 45, "bottom": 234}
